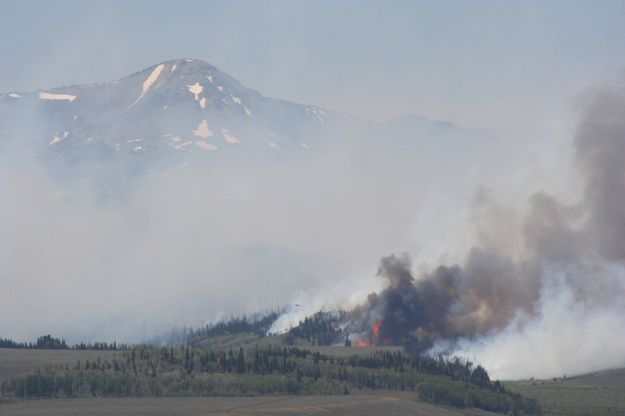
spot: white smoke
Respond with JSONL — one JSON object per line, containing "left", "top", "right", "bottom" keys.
{"left": 441, "top": 81, "right": 625, "bottom": 379}
{"left": 451, "top": 263, "right": 625, "bottom": 379}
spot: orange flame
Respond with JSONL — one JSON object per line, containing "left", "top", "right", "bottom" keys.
{"left": 373, "top": 319, "right": 382, "bottom": 337}
{"left": 353, "top": 320, "right": 385, "bottom": 347}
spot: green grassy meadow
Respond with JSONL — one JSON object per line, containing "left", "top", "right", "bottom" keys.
{"left": 505, "top": 369, "right": 625, "bottom": 416}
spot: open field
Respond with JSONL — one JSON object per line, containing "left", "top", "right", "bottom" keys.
{"left": 0, "top": 392, "right": 498, "bottom": 416}
{"left": 505, "top": 368, "right": 625, "bottom": 416}
{"left": 0, "top": 348, "right": 117, "bottom": 380}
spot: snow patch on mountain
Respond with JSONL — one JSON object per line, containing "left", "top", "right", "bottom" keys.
{"left": 39, "top": 92, "right": 76, "bottom": 102}
{"left": 129, "top": 64, "right": 165, "bottom": 107}
{"left": 221, "top": 128, "right": 240, "bottom": 144}
{"left": 193, "top": 120, "right": 214, "bottom": 138}
{"left": 195, "top": 141, "right": 218, "bottom": 151}
{"left": 8, "top": 93, "right": 21, "bottom": 98}
{"left": 173, "top": 140, "right": 192, "bottom": 150}
{"left": 187, "top": 82, "right": 203, "bottom": 100}
{"left": 49, "top": 131, "right": 69, "bottom": 145}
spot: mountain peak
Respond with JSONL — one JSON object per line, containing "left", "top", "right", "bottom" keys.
{"left": 128, "top": 58, "right": 239, "bottom": 90}
{"left": 0, "top": 58, "right": 342, "bottom": 162}
{"left": 155, "top": 58, "right": 217, "bottom": 72}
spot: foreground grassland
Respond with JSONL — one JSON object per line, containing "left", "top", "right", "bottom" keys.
{"left": 505, "top": 368, "right": 625, "bottom": 416}
{"left": 0, "top": 346, "right": 537, "bottom": 414}
{"left": 0, "top": 393, "right": 499, "bottom": 416}
{"left": 0, "top": 348, "right": 117, "bottom": 380}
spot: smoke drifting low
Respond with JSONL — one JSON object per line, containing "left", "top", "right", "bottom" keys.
{"left": 1, "top": 105, "right": 527, "bottom": 344}
{"left": 351, "top": 82, "right": 625, "bottom": 379}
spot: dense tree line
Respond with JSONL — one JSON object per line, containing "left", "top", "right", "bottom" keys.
{"left": 0, "top": 335, "right": 67, "bottom": 349}
{"left": 0, "top": 344, "right": 539, "bottom": 414}
{"left": 72, "top": 341, "right": 127, "bottom": 351}
{"left": 287, "top": 311, "right": 346, "bottom": 346}
{"left": 0, "top": 335, "right": 126, "bottom": 351}
{"left": 345, "top": 352, "right": 493, "bottom": 389}
{"left": 186, "top": 310, "right": 282, "bottom": 342}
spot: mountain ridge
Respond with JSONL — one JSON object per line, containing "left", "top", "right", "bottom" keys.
{"left": 0, "top": 58, "right": 463, "bottom": 187}
{"left": 0, "top": 58, "right": 349, "bottom": 159}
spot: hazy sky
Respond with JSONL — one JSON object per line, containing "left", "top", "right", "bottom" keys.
{"left": 1, "top": 0, "right": 624, "bottom": 128}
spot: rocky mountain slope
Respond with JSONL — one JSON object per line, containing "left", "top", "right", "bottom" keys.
{"left": 0, "top": 59, "right": 353, "bottom": 161}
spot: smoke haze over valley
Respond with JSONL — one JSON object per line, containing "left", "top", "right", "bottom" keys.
{"left": 1, "top": 58, "right": 527, "bottom": 342}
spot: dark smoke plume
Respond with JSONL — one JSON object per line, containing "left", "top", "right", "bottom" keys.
{"left": 350, "top": 82, "right": 625, "bottom": 356}
{"left": 351, "top": 249, "right": 540, "bottom": 351}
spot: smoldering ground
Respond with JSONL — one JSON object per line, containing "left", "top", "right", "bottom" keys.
{"left": 351, "top": 81, "right": 625, "bottom": 379}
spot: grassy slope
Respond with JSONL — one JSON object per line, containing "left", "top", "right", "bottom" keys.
{"left": 5, "top": 340, "right": 625, "bottom": 415}
{"left": 0, "top": 392, "right": 498, "bottom": 416}
{"left": 0, "top": 348, "right": 117, "bottom": 380}
{"left": 505, "top": 368, "right": 625, "bottom": 416}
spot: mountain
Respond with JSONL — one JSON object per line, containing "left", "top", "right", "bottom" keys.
{"left": 0, "top": 58, "right": 468, "bottom": 185}
{"left": 0, "top": 59, "right": 351, "bottom": 161}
